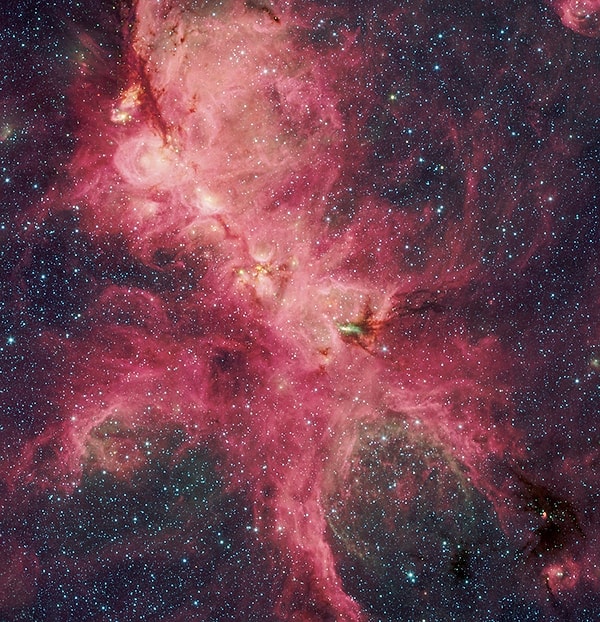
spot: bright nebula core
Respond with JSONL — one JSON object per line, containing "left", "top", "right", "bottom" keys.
{"left": 1, "top": 0, "right": 599, "bottom": 620}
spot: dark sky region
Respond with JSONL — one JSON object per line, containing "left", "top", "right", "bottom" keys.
{"left": 0, "top": 0, "right": 599, "bottom": 620}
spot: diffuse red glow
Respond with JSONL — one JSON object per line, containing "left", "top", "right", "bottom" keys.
{"left": 4, "top": 0, "right": 599, "bottom": 619}
{"left": 546, "top": 0, "right": 600, "bottom": 36}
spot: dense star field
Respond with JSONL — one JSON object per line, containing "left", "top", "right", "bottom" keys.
{"left": 1, "top": 0, "right": 599, "bottom": 620}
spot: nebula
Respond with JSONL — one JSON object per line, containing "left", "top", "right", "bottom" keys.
{"left": 1, "top": 0, "right": 599, "bottom": 620}
{"left": 546, "top": 0, "right": 600, "bottom": 36}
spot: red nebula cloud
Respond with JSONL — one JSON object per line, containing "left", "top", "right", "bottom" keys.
{"left": 3, "top": 1, "right": 598, "bottom": 620}
{"left": 547, "top": 0, "right": 600, "bottom": 36}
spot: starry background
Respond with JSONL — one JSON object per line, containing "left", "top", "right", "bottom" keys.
{"left": 0, "top": 0, "right": 599, "bottom": 621}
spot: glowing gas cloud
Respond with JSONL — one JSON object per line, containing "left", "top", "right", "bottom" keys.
{"left": 2, "top": 0, "right": 599, "bottom": 620}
